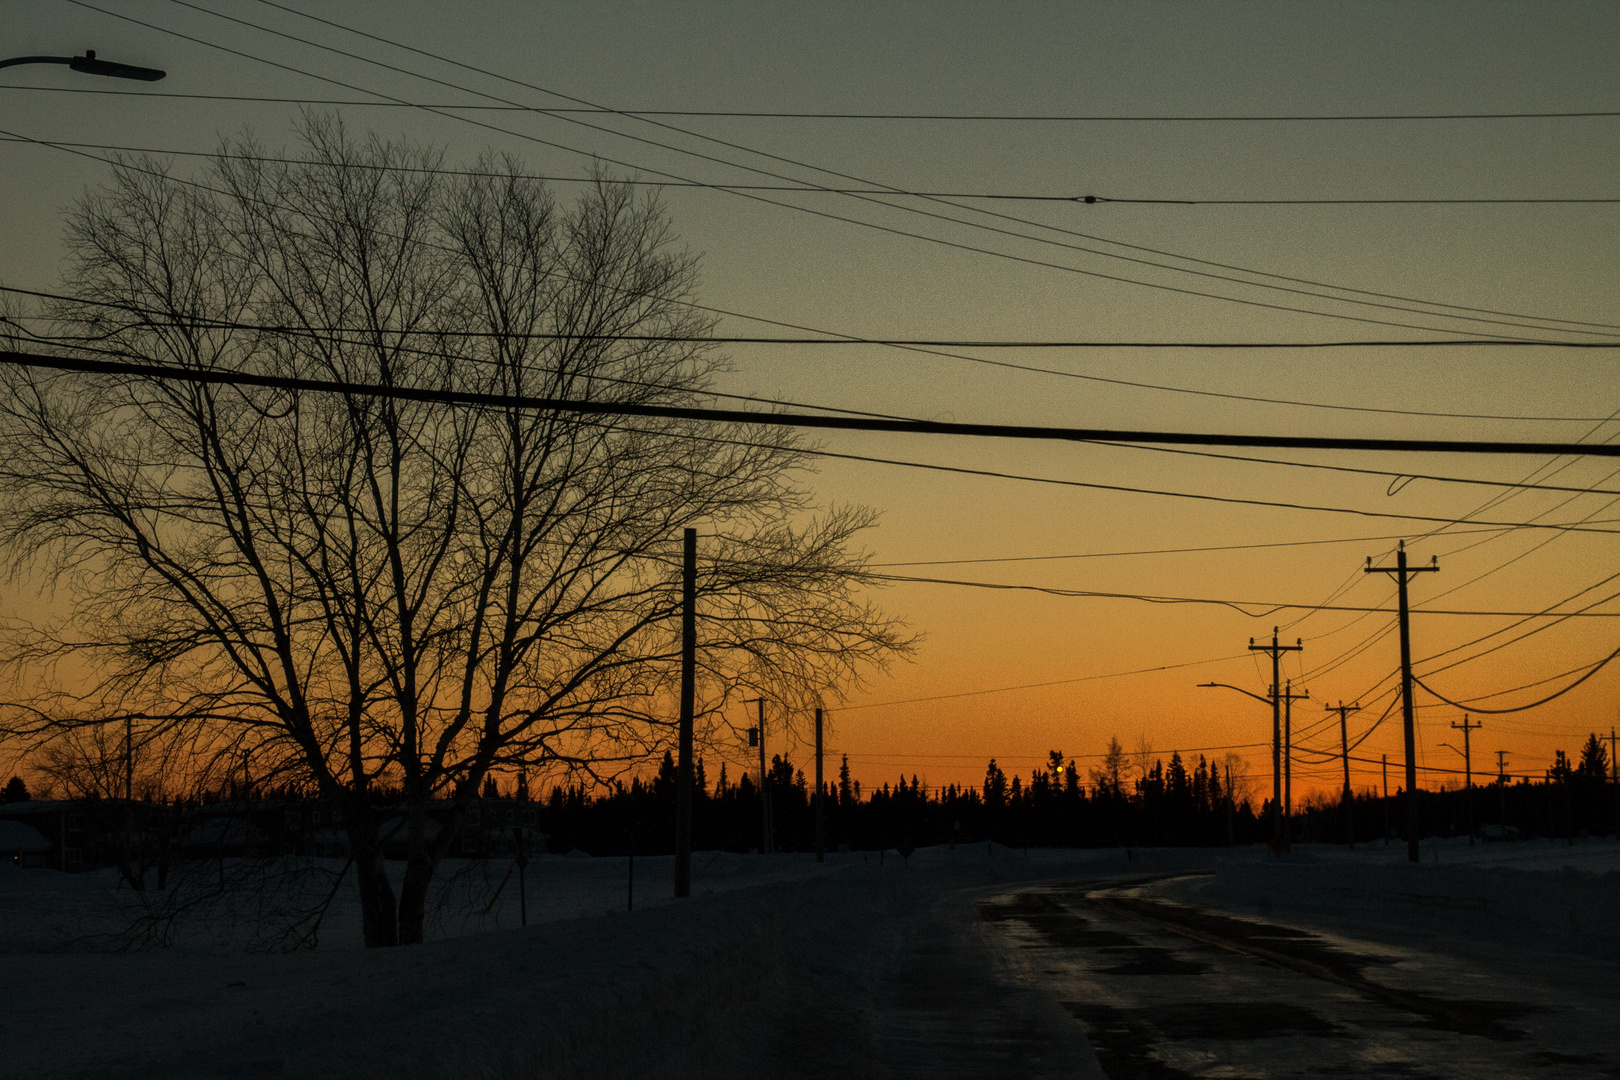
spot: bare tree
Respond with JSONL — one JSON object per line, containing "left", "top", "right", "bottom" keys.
{"left": 0, "top": 115, "right": 907, "bottom": 946}
{"left": 1089, "top": 735, "right": 1130, "bottom": 798}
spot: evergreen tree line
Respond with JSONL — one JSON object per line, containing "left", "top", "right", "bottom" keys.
{"left": 539, "top": 748, "right": 1268, "bottom": 855}
{"left": 537, "top": 732, "right": 1619, "bottom": 855}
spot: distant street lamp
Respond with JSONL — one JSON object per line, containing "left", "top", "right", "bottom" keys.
{"left": 1199, "top": 680, "right": 1282, "bottom": 844}
{"left": 0, "top": 50, "right": 165, "bottom": 81}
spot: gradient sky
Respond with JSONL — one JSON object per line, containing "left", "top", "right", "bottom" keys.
{"left": 3, "top": 1, "right": 1618, "bottom": 800}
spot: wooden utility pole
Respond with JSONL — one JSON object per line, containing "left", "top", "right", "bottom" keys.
{"left": 125, "top": 716, "right": 134, "bottom": 801}
{"left": 1366, "top": 541, "right": 1439, "bottom": 863}
{"left": 1451, "top": 715, "right": 1482, "bottom": 844}
{"left": 814, "top": 707, "right": 825, "bottom": 862}
{"left": 752, "top": 697, "right": 773, "bottom": 854}
{"left": 1224, "top": 763, "right": 1235, "bottom": 847}
{"left": 1280, "top": 681, "right": 1309, "bottom": 837}
{"left": 1249, "top": 628, "right": 1303, "bottom": 847}
{"left": 1607, "top": 727, "right": 1619, "bottom": 836}
{"left": 674, "top": 528, "right": 696, "bottom": 899}
{"left": 1284, "top": 682, "right": 1293, "bottom": 827}
{"left": 1327, "top": 701, "right": 1361, "bottom": 846}
{"left": 1382, "top": 753, "right": 1390, "bottom": 845}
{"left": 1496, "top": 749, "right": 1510, "bottom": 832}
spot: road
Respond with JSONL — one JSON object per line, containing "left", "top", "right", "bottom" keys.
{"left": 886, "top": 873, "right": 1620, "bottom": 1079}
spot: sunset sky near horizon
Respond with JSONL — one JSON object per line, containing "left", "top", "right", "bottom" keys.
{"left": 3, "top": 1, "right": 1618, "bottom": 802}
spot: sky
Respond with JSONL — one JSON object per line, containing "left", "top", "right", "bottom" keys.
{"left": 2, "top": 1, "right": 1618, "bottom": 801}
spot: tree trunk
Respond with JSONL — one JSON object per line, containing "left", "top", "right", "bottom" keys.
{"left": 350, "top": 829, "right": 399, "bottom": 948}
{"left": 396, "top": 802, "right": 438, "bottom": 945}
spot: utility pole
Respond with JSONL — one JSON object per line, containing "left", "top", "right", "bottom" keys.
{"left": 750, "top": 697, "right": 773, "bottom": 854}
{"left": 1366, "top": 541, "right": 1439, "bottom": 864}
{"left": 125, "top": 716, "right": 134, "bottom": 801}
{"left": 1450, "top": 715, "right": 1482, "bottom": 844}
{"left": 1280, "top": 681, "right": 1309, "bottom": 837}
{"left": 1327, "top": 701, "right": 1361, "bottom": 847}
{"left": 1249, "top": 628, "right": 1303, "bottom": 847}
{"left": 1224, "top": 763, "right": 1234, "bottom": 847}
{"left": 814, "top": 707, "right": 825, "bottom": 862}
{"left": 1382, "top": 753, "right": 1390, "bottom": 846}
{"left": 1607, "top": 727, "right": 1619, "bottom": 837}
{"left": 674, "top": 528, "right": 696, "bottom": 899}
{"left": 1496, "top": 750, "right": 1510, "bottom": 833}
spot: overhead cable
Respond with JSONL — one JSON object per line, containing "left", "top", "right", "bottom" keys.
{"left": 240, "top": 0, "right": 1620, "bottom": 336}
{"left": 11, "top": 127, "right": 1620, "bottom": 439}
{"left": 868, "top": 573, "right": 1620, "bottom": 619}
{"left": 13, "top": 347, "right": 1620, "bottom": 465}
{"left": 2, "top": 134, "right": 1611, "bottom": 206}
{"left": 4, "top": 86, "right": 1616, "bottom": 122}
{"left": 72, "top": 0, "right": 1613, "bottom": 340}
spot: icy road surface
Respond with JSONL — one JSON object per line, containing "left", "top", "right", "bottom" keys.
{"left": 981, "top": 874, "right": 1620, "bottom": 1078}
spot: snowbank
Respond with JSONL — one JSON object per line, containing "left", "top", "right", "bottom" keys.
{"left": 1198, "top": 838, "right": 1620, "bottom": 962}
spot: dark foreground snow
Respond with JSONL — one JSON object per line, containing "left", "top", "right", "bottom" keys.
{"left": 1, "top": 838, "right": 1616, "bottom": 1079}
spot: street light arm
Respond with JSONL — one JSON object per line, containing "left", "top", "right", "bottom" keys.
{"left": 1, "top": 51, "right": 165, "bottom": 81}
{"left": 0, "top": 56, "right": 74, "bottom": 70}
{"left": 1198, "top": 681, "right": 1274, "bottom": 707}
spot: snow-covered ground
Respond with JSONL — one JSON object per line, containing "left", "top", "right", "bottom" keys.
{"left": 1, "top": 838, "right": 1615, "bottom": 1079}
{"left": 1191, "top": 835, "right": 1620, "bottom": 964}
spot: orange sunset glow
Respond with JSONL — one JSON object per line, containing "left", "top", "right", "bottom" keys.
{"left": 3, "top": 2, "right": 1616, "bottom": 806}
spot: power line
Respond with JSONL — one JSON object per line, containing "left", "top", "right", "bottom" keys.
{"left": 766, "top": 443, "right": 1620, "bottom": 532}
{"left": 17, "top": 344, "right": 1620, "bottom": 542}
{"left": 11, "top": 126, "right": 1620, "bottom": 443}
{"left": 84, "top": 0, "right": 1616, "bottom": 340}
{"left": 832, "top": 654, "right": 1253, "bottom": 710}
{"left": 4, "top": 134, "right": 1612, "bottom": 206}
{"left": 868, "top": 530, "right": 1511, "bottom": 568}
{"left": 868, "top": 573, "right": 1620, "bottom": 619}
{"left": 16, "top": 280, "right": 1620, "bottom": 429}
{"left": 15, "top": 346, "right": 1620, "bottom": 465}
{"left": 4, "top": 86, "right": 1616, "bottom": 122}
{"left": 1096, "top": 441, "right": 1620, "bottom": 496}
{"left": 1081, "top": 195, "right": 1620, "bottom": 206}
{"left": 3, "top": 85, "right": 1613, "bottom": 126}
{"left": 28, "top": 305, "right": 1620, "bottom": 501}
{"left": 20, "top": 285, "right": 1618, "bottom": 348}
{"left": 21, "top": 294, "right": 1620, "bottom": 498}
{"left": 232, "top": 0, "right": 1620, "bottom": 336}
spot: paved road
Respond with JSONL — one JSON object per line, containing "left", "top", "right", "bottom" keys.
{"left": 971, "top": 875, "right": 1620, "bottom": 1079}
{"left": 872, "top": 884, "right": 1107, "bottom": 1079}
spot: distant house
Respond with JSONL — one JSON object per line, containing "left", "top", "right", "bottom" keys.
{"left": 455, "top": 798, "right": 544, "bottom": 860}
{"left": 177, "top": 812, "right": 269, "bottom": 857}
{"left": 0, "top": 818, "right": 53, "bottom": 868}
{"left": 0, "top": 799, "right": 168, "bottom": 872}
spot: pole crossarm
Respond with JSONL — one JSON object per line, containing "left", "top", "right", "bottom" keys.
{"left": 1230, "top": 628, "right": 1303, "bottom": 848}
{"left": 1366, "top": 541, "right": 1439, "bottom": 862}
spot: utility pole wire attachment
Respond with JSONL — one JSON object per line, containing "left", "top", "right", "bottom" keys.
{"left": 1366, "top": 542, "right": 1439, "bottom": 863}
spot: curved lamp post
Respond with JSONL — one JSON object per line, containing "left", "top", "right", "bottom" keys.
{"left": 1199, "top": 680, "right": 1281, "bottom": 845}
{"left": 0, "top": 50, "right": 165, "bottom": 81}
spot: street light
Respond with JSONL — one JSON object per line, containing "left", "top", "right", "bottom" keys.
{"left": 1438, "top": 740, "right": 1477, "bottom": 845}
{"left": 0, "top": 50, "right": 165, "bottom": 81}
{"left": 1200, "top": 681, "right": 1281, "bottom": 846}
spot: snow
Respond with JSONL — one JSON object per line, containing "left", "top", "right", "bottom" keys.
{"left": 0, "top": 820, "right": 51, "bottom": 853}
{"left": 1, "top": 838, "right": 1615, "bottom": 1078}
{"left": 1185, "top": 835, "right": 1620, "bottom": 965}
